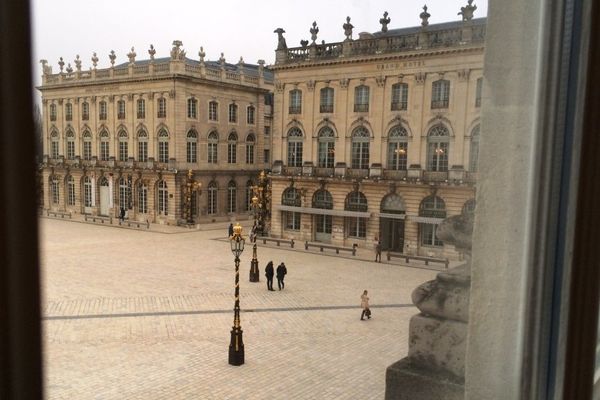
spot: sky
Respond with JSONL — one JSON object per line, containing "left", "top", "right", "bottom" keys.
{"left": 31, "top": 0, "right": 487, "bottom": 90}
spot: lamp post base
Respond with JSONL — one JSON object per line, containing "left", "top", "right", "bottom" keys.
{"left": 249, "top": 258, "right": 260, "bottom": 282}
{"left": 228, "top": 328, "right": 245, "bottom": 366}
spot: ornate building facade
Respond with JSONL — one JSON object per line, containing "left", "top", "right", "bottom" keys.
{"left": 39, "top": 41, "right": 273, "bottom": 225}
{"left": 269, "top": 6, "right": 484, "bottom": 258}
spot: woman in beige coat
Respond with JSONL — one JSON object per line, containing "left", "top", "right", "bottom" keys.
{"left": 361, "top": 290, "right": 371, "bottom": 320}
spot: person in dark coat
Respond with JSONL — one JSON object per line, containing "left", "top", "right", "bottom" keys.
{"left": 228, "top": 223, "right": 234, "bottom": 237}
{"left": 265, "top": 261, "right": 275, "bottom": 291}
{"left": 375, "top": 239, "right": 382, "bottom": 262}
{"left": 119, "top": 207, "right": 126, "bottom": 222}
{"left": 276, "top": 262, "right": 287, "bottom": 290}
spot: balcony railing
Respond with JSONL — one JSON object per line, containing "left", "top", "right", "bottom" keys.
{"left": 314, "top": 167, "right": 334, "bottom": 177}
{"left": 288, "top": 106, "right": 302, "bottom": 114}
{"left": 431, "top": 100, "right": 449, "bottom": 109}
{"left": 347, "top": 168, "right": 369, "bottom": 178}
{"left": 320, "top": 104, "right": 333, "bottom": 113}
{"left": 99, "top": 113, "right": 107, "bottom": 120}
{"left": 391, "top": 101, "right": 408, "bottom": 111}
{"left": 117, "top": 113, "right": 126, "bottom": 120}
{"left": 354, "top": 104, "right": 369, "bottom": 113}
{"left": 283, "top": 166, "right": 302, "bottom": 175}
{"left": 137, "top": 112, "right": 145, "bottom": 119}
{"left": 423, "top": 171, "right": 448, "bottom": 182}
{"left": 383, "top": 169, "right": 408, "bottom": 180}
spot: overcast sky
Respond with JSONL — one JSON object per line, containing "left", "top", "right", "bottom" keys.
{"left": 31, "top": 0, "right": 487, "bottom": 88}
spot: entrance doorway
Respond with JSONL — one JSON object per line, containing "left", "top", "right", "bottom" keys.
{"left": 312, "top": 189, "right": 333, "bottom": 243}
{"left": 380, "top": 194, "right": 405, "bottom": 252}
{"left": 99, "top": 177, "right": 109, "bottom": 216}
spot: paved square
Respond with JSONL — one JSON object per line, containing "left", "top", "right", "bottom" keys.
{"left": 40, "top": 218, "right": 437, "bottom": 399}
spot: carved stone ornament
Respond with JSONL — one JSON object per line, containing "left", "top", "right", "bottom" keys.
{"left": 127, "top": 94, "right": 134, "bottom": 101}
{"left": 148, "top": 44, "right": 156, "bottom": 60}
{"left": 168, "top": 90, "right": 176, "bottom": 99}
{"left": 219, "top": 52, "right": 226, "bottom": 67}
{"left": 91, "top": 52, "right": 99, "bottom": 69}
{"left": 458, "top": 0, "right": 477, "bottom": 21}
{"left": 41, "top": 98, "right": 48, "bottom": 105}
{"left": 300, "top": 40, "right": 309, "bottom": 48}
{"left": 274, "top": 28, "right": 287, "bottom": 50}
{"left": 306, "top": 80, "right": 315, "bottom": 91}
{"left": 148, "top": 92, "right": 154, "bottom": 100}
{"left": 310, "top": 21, "right": 319, "bottom": 44}
{"left": 39, "top": 59, "right": 50, "bottom": 75}
{"left": 66, "top": 63, "right": 73, "bottom": 73}
{"left": 340, "top": 78, "right": 350, "bottom": 89}
{"left": 91, "top": 96, "right": 97, "bottom": 104}
{"left": 74, "top": 55, "right": 82, "bottom": 71}
{"left": 109, "top": 50, "right": 116, "bottom": 66}
{"left": 127, "top": 47, "right": 136, "bottom": 65}
{"left": 58, "top": 57, "right": 65, "bottom": 72}
{"left": 275, "top": 81, "right": 284, "bottom": 93}
{"left": 343, "top": 16, "right": 354, "bottom": 40}
{"left": 238, "top": 56, "right": 244, "bottom": 71}
{"left": 420, "top": 5, "right": 431, "bottom": 27}
{"left": 415, "top": 72, "right": 427, "bottom": 85}
{"left": 170, "top": 40, "right": 186, "bottom": 61}
{"left": 380, "top": 11, "right": 391, "bottom": 33}
{"left": 376, "top": 76, "right": 386, "bottom": 87}
{"left": 58, "top": 99, "right": 63, "bottom": 105}
{"left": 198, "top": 46, "right": 206, "bottom": 64}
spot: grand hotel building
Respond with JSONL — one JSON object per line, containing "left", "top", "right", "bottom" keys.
{"left": 39, "top": 42, "right": 273, "bottom": 225}
{"left": 269, "top": 9, "right": 485, "bottom": 258}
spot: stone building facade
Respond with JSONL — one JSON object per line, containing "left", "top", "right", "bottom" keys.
{"left": 38, "top": 41, "right": 273, "bottom": 225}
{"left": 269, "top": 9, "right": 485, "bottom": 259}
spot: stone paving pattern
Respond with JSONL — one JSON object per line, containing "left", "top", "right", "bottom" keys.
{"left": 40, "top": 218, "right": 438, "bottom": 399}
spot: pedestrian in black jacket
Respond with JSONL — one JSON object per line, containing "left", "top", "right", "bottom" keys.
{"left": 228, "top": 223, "right": 234, "bottom": 237}
{"left": 276, "top": 262, "right": 287, "bottom": 290}
{"left": 265, "top": 261, "right": 275, "bottom": 291}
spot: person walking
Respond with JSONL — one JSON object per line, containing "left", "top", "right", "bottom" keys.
{"left": 265, "top": 261, "right": 275, "bottom": 291}
{"left": 119, "top": 207, "right": 126, "bottom": 223}
{"left": 360, "top": 290, "right": 371, "bottom": 320}
{"left": 228, "top": 223, "right": 234, "bottom": 237}
{"left": 375, "top": 238, "right": 382, "bottom": 262}
{"left": 276, "top": 262, "right": 287, "bottom": 290}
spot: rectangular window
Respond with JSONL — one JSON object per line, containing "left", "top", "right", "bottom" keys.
{"left": 99, "top": 102, "right": 107, "bottom": 120}
{"left": 320, "top": 88, "right": 334, "bottom": 113}
{"left": 117, "top": 100, "right": 126, "bottom": 119}
{"left": 318, "top": 142, "right": 335, "bottom": 168}
{"left": 289, "top": 91, "right": 302, "bottom": 114}
{"left": 65, "top": 103, "right": 72, "bottom": 121}
{"left": 287, "top": 142, "right": 303, "bottom": 167}
{"left": 138, "top": 141, "right": 148, "bottom": 162}
{"left": 209, "top": 102, "right": 218, "bottom": 121}
{"left": 431, "top": 80, "right": 450, "bottom": 109}
{"left": 285, "top": 211, "right": 301, "bottom": 230}
{"left": 208, "top": 189, "right": 217, "bottom": 215}
{"left": 158, "top": 142, "right": 169, "bottom": 163}
{"left": 51, "top": 141, "right": 59, "bottom": 159}
{"left": 119, "top": 142, "right": 128, "bottom": 162}
{"left": 51, "top": 180, "right": 59, "bottom": 204}
{"left": 247, "top": 106, "right": 255, "bottom": 124}
{"left": 229, "top": 104, "right": 237, "bottom": 123}
{"left": 391, "top": 83, "right": 408, "bottom": 111}
{"left": 246, "top": 144, "right": 254, "bottom": 164}
{"left": 49, "top": 104, "right": 57, "bottom": 121}
{"left": 82, "top": 102, "right": 89, "bottom": 121}
{"left": 138, "top": 187, "right": 147, "bottom": 214}
{"left": 100, "top": 142, "right": 109, "bottom": 161}
{"left": 66, "top": 141, "right": 75, "bottom": 160}
{"left": 351, "top": 142, "right": 370, "bottom": 169}
{"left": 228, "top": 143, "right": 237, "bottom": 164}
{"left": 346, "top": 217, "right": 366, "bottom": 238}
{"left": 263, "top": 149, "right": 270, "bottom": 163}
{"left": 421, "top": 224, "right": 443, "bottom": 246}
{"left": 137, "top": 99, "right": 145, "bottom": 119}
{"left": 188, "top": 98, "right": 197, "bottom": 119}
{"left": 84, "top": 182, "right": 92, "bottom": 207}
{"left": 83, "top": 142, "right": 92, "bottom": 161}
{"left": 388, "top": 142, "right": 408, "bottom": 170}
{"left": 157, "top": 98, "right": 166, "bottom": 118}
{"left": 428, "top": 142, "right": 449, "bottom": 172}
{"left": 227, "top": 188, "right": 236, "bottom": 213}
{"left": 208, "top": 143, "right": 217, "bottom": 164}
{"left": 68, "top": 182, "right": 75, "bottom": 206}
{"left": 158, "top": 189, "right": 168, "bottom": 215}
{"left": 187, "top": 142, "right": 197, "bottom": 163}
{"left": 354, "top": 86, "right": 370, "bottom": 112}
{"left": 264, "top": 126, "right": 270, "bottom": 136}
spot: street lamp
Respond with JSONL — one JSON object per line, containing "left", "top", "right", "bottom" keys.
{"left": 228, "top": 223, "right": 245, "bottom": 366}
{"left": 249, "top": 195, "right": 260, "bottom": 282}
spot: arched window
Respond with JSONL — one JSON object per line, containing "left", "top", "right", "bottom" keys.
{"left": 469, "top": 125, "right": 480, "bottom": 172}
{"left": 49, "top": 103, "right": 57, "bottom": 121}
{"left": 227, "top": 181, "right": 237, "bottom": 213}
{"left": 82, "top": 130, "right": 92, "bottom": 160}
{"left": 320, "top": 87, "right": 334, "bottom": 113}
{"left": 65, "top": 129, "right": 75, "bottom": 159}
{"left": 387, "top": 126, "right": 408, "bottom": 170}
{"left": 138, "top": 181, "right": 148, "bottom": 214}
{"left": 245, "top": 134, "right": 255, "bottom": 164}
{"left": 50, "top": 129, "right": 59, "bottom": 159}
{"left": 462, "top": 199, "right": 476, "bottom": 214}
{"left": 419, "top": 195, "right": 446, "bottom": 246}
{"left": 287, "top": 127, "right": 303, "bottom": 167}
{"left": 351, "top": 126, "right": 370, "bottom": 169}
{"left": 66, "top": 175, "right": 75, "bottom": 206}
{"left": 157, "top": 98, "right": 167, "bottom": 118}
{"left": 157, "top": 180, "right": 168, "bottom": 215}
{"left": 99, "top": 101, "right": 107, "bottom": 120}
{"left": 289, "top": 90, "right": 302, "bottom": 114}
{"left": 427, "top": 125, "right": 449, "bottom": 172}
{"left": 431, "top": 79, "right": 450, "bottom": 109}
{"left": 187, "top": 98, "right": 197, "bottom": 119}
{"left": 345, "top": 191, "right": 368, "bottom": 238}
{"left": 51, "top": 175, "right": 60, "bottom": 204}
{"left": 391, "top": 83, "right": 408, "bottom": 111}
{"left": 207, "top": 181, "right": 217, "bottom": 215}
{"left": 229, "top": 103, "right": 238, "bottom": 123}
{"left": 245, "top": 180, "right": 254, "bottom": 211}
{"left": 118, "top": 130, "right": 128, "bottom": 161}
{"left": 247, "top": 105, "right": 256, "bottom": 124}
{"left": 65, "top": 103, "right": 73, "bottom": 121}
{"left": 208, "top": 131, "right": 218, "bottom": 163}
{"left": 81, "top": 102, "right": 89, "bottom": 121}
{"left": 137, "top": 129, "right": 148, "bottom": 162}
{"left": 317, "top": 127, "right": 335, "bottom": 168}
{"left": 137, "top": 99, "right": 145, "bottom": 119}
{"left": 209, "top": 101, "right": 218, "bottom": 121}
{"left": 185, "top": 130, "right": 197, "bottom": 163}
{"left": 83, "top": 176, "right": 92, "bottom": 207}
{"left": 119, "top": 177, "right": 131, "bottom": 209}
{"left": 313, "top": 189, "right": 333, "bottom": 236}
{"left": 227, "top": 132, "right": 238, "bottom": 164}
{"left": 354, "top": 85, "right": 370, "bottom": 112}
{"left": 157, "top": 129, "right": 169, "bottom": 163}
{"left": 282, "top": 187, "right": 301, "bottom": 230}
{"left": 99, "top": 129, "right": 109, "bottom": 161}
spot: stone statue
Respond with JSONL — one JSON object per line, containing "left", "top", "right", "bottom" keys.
{"left": 310, "top": 21, "right": 319, "bottom": 44}
{"left": 58, "top": 57, "right": 65, "bottom": 72}
{"left": 458, "top": 0, "right": 477, "bottom": 21}
{"left": 420, "top": 5, "right": 431, "bottom": 27}
{"left": 39, "top": 59, "right": 51, "bottom": 75}
{"left": 380, "top": 11, "right": 391, "bottom": 33}
{"left": 74, "top": 55, "right": 82, "bottom": 71}
{"left": 109, "top": 50, "right": 116, "bottom": 66}
{"left": 219, "top": 53, "right": 226, "bottom": 67}
{"left": 198, "top": 46, "right": 205, "bottom": 64}
{"left": 274, "top": 28, "right": 287, "bottom": 50}
{"left": 148, "top": 44, "right": 156, "bottom": 60}
{"left": 66, "top": 63, "right": 73, "bottom": 74}
{"left": 300, "top": 40, "right": 309, "bottom": 48}
{"left": 91, "top": 52, "right": 99, "bottom": 69}
{"left": 238, "top": 57, "right": 244, "bottom": 71}
{"left": 170, "top": 40, "right": 185, "bottom": 61}
{"left": 343, "top": 16, "right": 354, "bottom": 40}
{"left": 127, "top": 47, "right": 136, "bottom": 65}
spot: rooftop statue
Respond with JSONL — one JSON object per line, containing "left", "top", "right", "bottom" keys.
{"left": 91, "top": 52, "right": 99, "bottom": 69}
{"left": 58, "top": 57, "right": 65, "bottom": 72}
{"left": 198, "top": 46, "right": 205, "bottom": 63}
{"left": 109, "top": 50, "right": 116, "bottom": 66}
{"left": 300, "top": 40, "right": 309, "bottom": 48}
{"left": 343, "top": 16, "right": 354, "bottom": 40}
{"left": 310, "top": 21, "right": 319, "bottom": 44}
{"left": 148, "top": 45, "right": 156, "bottom": 61}
{"left": 274, "top": 28, "right": 287, "bottom": 50}
{"left": 39, "top": 59, "right": 51, "bottom": 75}
{"left": 380, "top": 11, "right": 391, "bottom": 33}
{"left": 170, "top": 40, "right": 186, "bottom": 61}
{"left": 127, "top": 47, "right": 136, "bottom": 65}
{"left": 458, "top": 0, "right": 477, "bottom": 21}
{"left": 420, "top": 5, "right": 431, "bottom": 27}
{"left": 74, "top": 55, "right": 81, "bottom": 71}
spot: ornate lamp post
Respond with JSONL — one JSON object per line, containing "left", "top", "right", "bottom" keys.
{"left": 229, "top": 223, "right": 245, "bottom": 366}
{"left": 249, "top": 195, "right": 260, "bottom": 282}
{"left": 182, "top": 169, "right": 202, "bottom": 225}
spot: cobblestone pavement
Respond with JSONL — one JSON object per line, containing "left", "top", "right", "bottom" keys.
{"left": 40, "top": 218, "right": 438, "bottom": 400}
